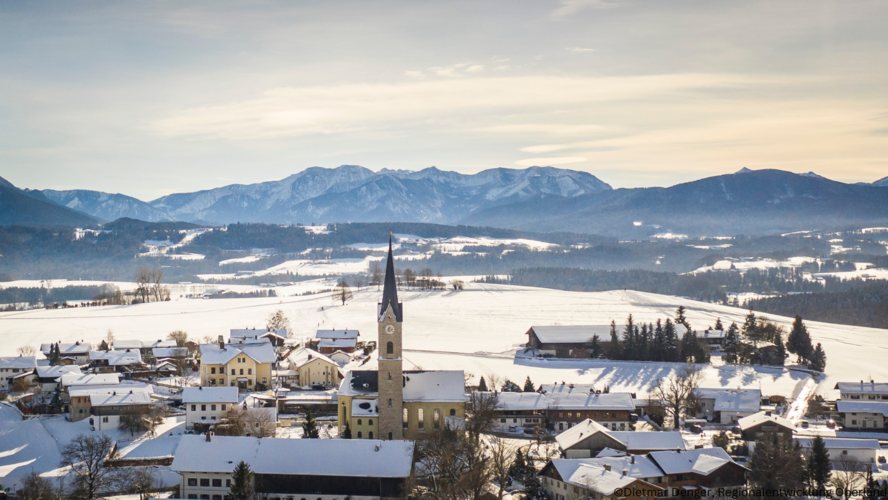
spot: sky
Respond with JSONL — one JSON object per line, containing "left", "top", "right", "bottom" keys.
{"left": 1, "top": 0, "right": 887, "bottom": 200}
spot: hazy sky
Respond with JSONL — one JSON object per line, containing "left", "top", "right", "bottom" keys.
{"left": 2, "top": 0, "right": 887, "bottom": 200}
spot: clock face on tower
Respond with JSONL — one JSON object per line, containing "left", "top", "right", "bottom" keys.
{"left": 385, "top": 325, "right": 395, "bottom": 334}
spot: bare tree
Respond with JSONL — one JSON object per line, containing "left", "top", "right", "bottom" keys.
{"left": 18, "top": 471, "right": 55, "bottom": 500}
{"left": 151, "top": 269, "right": 164, "bottom": 302}
{"left": 832, "top": 456, "right": 867, "bottom": 500}
{"left": 119, "top": 409, "right": 146, "bottom": 436}
{"left": 17, "top": 344, "right": 36, "bottom": 356}
{"left": 60, "top": 434, "right": 118, "bottom": 500}
{"left": 106, "top": 329, "right": 115, "bottom": 344}
{"left": 266, "top": 310, "right": 291, "bottom": 336}
{"left": 127, "top": 467, "right": 156, "bottom": 500}
{"left": 653, "top": 364, "right": 703, "bottom": 430}
{"left": 218, "top": 407, "right": 276, "bottom": 437}
{"left": 333, "top": 280, "right": 353, "bottom": 306}
{"left": 167, "top": 330, "right": 188, "bottom": 347}
{"left": 368, "top": 260, "right": 383, "bottom": 290}
{"left": 489, "top": 436, "right": 516, "bottom": 500}
{"left": 466, "top": 391, "right": 501, "bottom": 437}
{"left": 133, "top": 267, "right": 152, "bottom": 303}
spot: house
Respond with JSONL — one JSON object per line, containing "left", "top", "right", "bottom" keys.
{"left": 699, "top": 329, "right": 726, "bottom": 352}
{"left": 540, "top": 458, "right": 663, "bottom": 500}
{"left": 152, "top": 347, "right": 189, "bottom": 360}
{"left": 489, "top": 392, "right": 548, "bottom": 433}
{"left": 285, "top": 348, "right": 343, "bottom": 389}
{"left": 34, "top": 365, "right": 82, "bottom": 396}
{"left": 795, "top": 438, "right": 882, "bottom": 464}
{"left": 88, "top": 391, "right": 154, "bottom": 430}
{"left": 647, "top": 448, "right": 748, "bottom": 492}
{"left": 555, "top": 419, "right": 687, "bottom": 458}
{"left": 835, "top": 401, "right": 888, "bottom": 431}
{"left": 89, "top": 349, "right": 144, "bottom": 373}
{"left": 183, "top": 386, "right": 239, "bottom": 430}
{"left": 737, "top": 411, "right": 794, "bottom": 441}
{"left": 542, "top": 384, "right": 637, "bottom": 432}
{"left": 0, "top": 356, "right": 37, "bottom": 390}
{"left": 526, "top": 325, "right": 612, "bottom": 358}
{"left": 139, "top": 340, "right": 177, "bottom": 359}
{"left": 230, "top": 328, "right": 287, "bottom": 346}
{"left": 328, "top": 350, "right": 352, "bottom": 366}
{"left": 834, "top": 381, "right": 888, "bottom": 401}
{"left": 694, "top": 388, "right": 762, "bottom": 424}
{"left": 199, "top": 340, "right": 276, "bottom": 390}
{"left": 60, "top": 372, "right": 121, "bottom": 393}
{"left": 316, "top": 329, "right": 359, "bottom": 354}
{"left": 111, "top": 340, "right": 143, "bottom": 351}
{"left": 40, "top": 342, "right": 91, "bottom": 364}
{"left": 171, "top": 435, "right": 415, "bottom": 498}
{"left": 68, "top": 384, "right": 154, "bottom": 421}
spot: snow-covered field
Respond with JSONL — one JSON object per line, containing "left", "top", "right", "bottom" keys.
{"left": 691, "top": 257, "right": 816, "bottom": 274}
{"left": 2, "top": 283, "right": 881, "bottom": 398}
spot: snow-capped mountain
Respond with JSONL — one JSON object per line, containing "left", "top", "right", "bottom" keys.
{"left": 41, "top": 189, "right": 171, "bottom": 223}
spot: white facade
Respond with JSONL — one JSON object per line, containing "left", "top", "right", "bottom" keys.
{"left": 0, "top": 356, "right": 37, "bottom": 390}
{"left": 796, "top": 438, "right": 882, "bottom": 464}
{"left": 183, "top": 387, "right": 239, "bottom": 430}
{"left": 90, "top": 414, "right": 121, "bottom": 431}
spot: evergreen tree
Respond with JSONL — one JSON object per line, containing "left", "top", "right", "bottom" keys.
{"left": 652, "top": 320, "right": 666, "bottom": 361}
{"left": 807, "top": 436, "right": 831, "bottom": 490}
{"left": 523, "top": 376, "right": 535, "bottom": 392}
{"left": 587, "top": 335, "right": 601, "bottom": 359}
{"left": 622, "top": 315, "right": 636, "bottom": 360}
{"left": 302, "top": 410, "right": 319, "bottom": 438}
{"left": 98, "top": 340, "right": 109, "bottom": 351}
{"left": 749, "top": 434, "right": 806, "bottom": 490}
{"left": 49, "top": 343, "right": 59, "bottom": 366}
{"left": 607, "top": 320, "right": 622, "bottom": 360}
{"left": 638, "top": 324, "right": 649, "bottom": 361}
{"left": 509, "top": 449, "right": 530, "bottom": 483}
{"left": 773, "top": 332, "right": 787, "bottom": 367}
{"left": 679, "top": 330, "right": 695, "bottom": 362}
{"left": 502, "top": 379, "right": 521, "bottom": 392}
{"left": 341, "top": 420, "right": 352, "bottom": 439}
{"left": 229, "top": 461, "right": 255, "bottom": 500}
{"left": 713, "top": 318, "right": 724, "bottom": 331}
{"left": 809, "top": 343, "right": 827, "bottom": 372}
{"left": 787, "top": 315, "right": 814, "bottom": 363}
{"left": 675, "top": 306, "right": 691, "bottom": 331}
{"left": 50, "top": 386, "right": 63, "bottom": 411}
{"left": 663, "top": 319, "right": 679, "bottom": 362}
{"left": 723, "top": 322, "right": 740, "bottom": 363}
{"left": 477, "top": 376, "right": 488, "bottom": 392}
{"left": 521, "top": 468, "right": 546, "bottom": 500}
{"left": 742, "top": 311, "right": 761, "bottom": 347}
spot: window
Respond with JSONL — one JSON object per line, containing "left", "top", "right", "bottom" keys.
{"left": 103, "top": 416, "right": 109, "bottom": 423}
{"left": 201, "top": 405, "right": 207, "bottom": 411}
{"left": 188, "top": 496, "right": 197, "bottom": 499}
{"left": 200, "top": 495, "right": 209, "bottom": 499}
{"left": 231, "top": 369, "right": 235, "bottom": 375}
{"left": 219, "top": 378, "right": 224, "bottom": 385}
{"left": 418, "top": 409, "right": 424, "bottom": 430}
{"left": 387, "top": 342, "right": 393, "bottom": 355}
{"left": 403, "top": 408, "right": 409, "bottom": 429}
{"left": 358, "top": 419, "right": 362, "bottom": 425}
{"left": 211, "top": 405, "right": 216, "bottom": 411}
{"left": 248, "top": 379, "right": 252, "bottom": 385}
{"left": 200, "top": 479, "right": 210, "bottom": 487}
{"left": 500, "top": 418, "right": 506, "bottom": 423}
{"left": 213, "top": 496, "right": 222, "bottom": 500}
{"left": 388, "top": 371, "right": 392, "bottom": 380}
{"left": 221, "top": 404, "right": 227, "bottom": 411}
{"left": 388, "top": 432, "right": 393, "bottom": 440}
{"left": 369, "top": 431, "right": 374, "bottom": 438}
{"left": 226, "top": 480, "right": 231, "bottom": 487}
{"left": 188, "top": 478, "right": 198, "bottom": 486}
{"left": 843, "top": 450, "right": 848, "bottom": 455}
{"left": 369, "top": 419, "right": 373, "bottom": 425}
{"left": 434, "top": 409, "right": 441, "bottom": 429}
{"left": 231, "top": 381, "right": 236, "bottom": 386}
{"left": 357, "top": 431, "right": 362, "bottom": 438}
{"left": 388, "top": 398, "right": 392, "bottom": 408}
{"left": 239, "top": 369, "right": 244, "bottom": 375}
{"left": 191, "top": 405, "right": 196, "bottom": 412}
{"left": 212, "top": 479, "right": 222, "bottom": 487}
{"left": 450, "top": 409, "right": 456, "bottom": 416}
{"left": 210, "top": 367, "right": 216, "bottom": 374}
{"left": 248, "top": 368, "right": 252, "bottom": 375}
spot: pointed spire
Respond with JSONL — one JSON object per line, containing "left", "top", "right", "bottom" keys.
{"left": 380, "top": 232, "right": 402, "bottom": 322}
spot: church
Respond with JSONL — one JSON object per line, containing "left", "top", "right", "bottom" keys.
{"left": 337, "top": 235, "right": 466, "bottom": 440}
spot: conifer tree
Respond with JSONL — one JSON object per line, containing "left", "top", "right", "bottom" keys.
{"left": 477, "top": 376, "right": 488, "bottom": 392}
{"left": 98, "top": 340, "right": 109, "bottom": 351}
{"left": 723, "top": 322, "right": 740, "bottom": 363}
{"left": 622, "top": 315, "right": 636, "bottom": 360}
{"left": 607, "top": 320, "right": 622, "bottom": 360}
{"left": 587, "top": 335, "right": 601, "bottom": 359}
{"left": 652, "top": 320, "right": 666, "bottom": 361}
{"left": 742, "top": 311, "right": 761, "bottom": 347}
{"left": 523, "top": 376, "right": 535, "bottom": 392}
{"left": 787, "top": 315, "right": 813, "bottom": 363}
{"left": 773, "top": 333, "right": 787, "bottom": 367}
{"left": 663, "top": 319, "right": 679, "bottom": 362}
{"left": 713, "top": 318, "right": 723, "bottom": 331}
{"left": 229, "top": 461, "right": 255, "bottom": 500}
{"left": 675, "top": 306, "right": 691, "bottom": 331}
{"left": 638, "top": 324, "right": 649, "bottom": 361}
{"left": 341, "top": 420, "right": 352, "bottom": 439}
{"left": 302, "top": 410, "right": 319, "bottom": 438}
{"left": 809, "top": 343, "right": 827, "bottom": 372}
{"left": 807, "top": 436, "right": 831, "bottom": 490}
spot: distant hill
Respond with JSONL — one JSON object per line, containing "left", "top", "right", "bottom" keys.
{"left": 0, "top": 176, "right": 98, "bottom": 227}
{"left": 873, "top": 176, "right": 888, "bottom": 187}
{"left": 40, "top": 189, "right": 171, "bottom": 223}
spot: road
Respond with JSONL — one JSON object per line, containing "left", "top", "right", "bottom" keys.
{"left": 785, "top": 377, "right": 818, "bottom": 424}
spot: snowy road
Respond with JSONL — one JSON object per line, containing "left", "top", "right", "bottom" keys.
{"left": 785, "top": 378, "right": 818, "bottom": 424}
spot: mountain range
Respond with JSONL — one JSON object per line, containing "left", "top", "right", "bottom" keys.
{"left": 2, "top": 167, "right": 887, "bottom": 237}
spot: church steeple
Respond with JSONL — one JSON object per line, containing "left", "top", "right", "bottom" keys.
{"left": 379, "top": 233, "right": 403, "bottom": 322}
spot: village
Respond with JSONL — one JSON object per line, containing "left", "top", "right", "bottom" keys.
{"left": 2, "top": 241, "right": 887, "bottom": 500}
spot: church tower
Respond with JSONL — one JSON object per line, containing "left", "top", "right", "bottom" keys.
{"left": 377, "top": 234, "right": 404, "bottom": 440}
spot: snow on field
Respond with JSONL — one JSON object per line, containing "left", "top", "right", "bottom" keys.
{"left": 140, "top": 229, "right": 209, "bottom": 259}
{"left": 687, "top": 244, "right": 733, "bottom": 250}
{"left": 0, "top": 279, "right": 138, "bottom": 292}
{"left": 813, "top": 267, "right": 888, "bottom": 281}
{"left": 691, "top": 256, "right": 816, "bottom": 274}
{"left": 345, "top": 242, "right": 402, "bottom": 251}
{"left": 167, "top": 253, "right": 205, "bottom": 261}
{"left": 651, "top": 233, "right": 688, "bottom": 240}
{"left": 430, "top": 236, "right": 555, "bottom": 251}
{"left": 2, "top": 283, "right": 881, "bottom": 398}
{"left": 303, "top": 225, "right": 331, "bottom": 234}
{"left": 0, "top": 405, "right": 63, "bottom": 484}
{"left": 218, "top": 255, "right": 264, "bottom": 266}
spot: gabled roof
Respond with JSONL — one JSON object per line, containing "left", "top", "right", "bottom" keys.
{"left": 200, "top": 341, "right": 276, "bottom": 365}
{"left": 546, "top": 392, "right": 636, "bottom": 411}
{"left": 552, "top": 455, "right": 663, "bottom": 481}
{"left": 153, "top": 347, "right": 189, "bottom": 358}
{"left": 0, "top": 356, "right": 37, "bottom": 370}
{"left": 495, "top": 392, "right": 550, "bottom": 411}
{"left": 559, "top": 463, "right": 647, "bottom": 495}
{"left": 609, "top": 431, "right": 687, "bottom": 452}
{"left": 316, "top": 329, "right": 360, "bottom": 340}
{"left": 834, "top": 382, "right": 888, "bottom": 395}
{"left": 89, "top": 350, "right": 143, "bottom": 366}
{"left": 340, "top": 369, "right": 465, "bottom": 402}
{"left": 379, "top": 235, "right": 402, "bottom": 322}
{"left": 111, "top": 340, "right": 142, "bottom": 350}
{"left": 40, "top": 343, "right": 90, "bottom": 355}
{"left": 529, "top": 325, "right": 613, "bottom": 344}
{"left": 648, "top": 448, "right": 739, "bottom": 475}
{"left": 69, "top": 384, "right": 153, "bottom": 398}
{"left": 89, "top": 392, "right": 152, "bottom": 407}
{"left": 696, "top": 388, "right": 762, "bottom": 413}
{"left": 288, "top": 348, "right": 339, "bottom": 369}
{"left": 35, "top": 365, "right": 82, "bottom": 379}
{"left": 231, "top": 328, "right": 286, "bottom": 342}
{"left": 554, "top": 419, "right": 615, "bottom": 450}
{"left": 61, "top": 373, "right": 121, "bottom": 387}
{"left": 795, "top": 438, "right": 881, "bottom": 450}
{"left": 737, "top": 411, "right": 794, "bottom": 431}
{"left": 317, "top": 338, "right": 357, "bottom": 349}
{"left": 171, "top": 435, "right": 415, "bottom": 478}
{"left": 836, "top": 400, "right": 888, "bottom": 416}
{"left": 182, "top": 387, "right": 239, "bottom": 404}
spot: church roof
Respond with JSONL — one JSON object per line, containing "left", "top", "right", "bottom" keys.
{"left": 379, "top": 234, "right": 403, "bottom": 322}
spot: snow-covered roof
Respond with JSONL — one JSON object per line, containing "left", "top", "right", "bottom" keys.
{"left": 547, "top": 392, "right": 636, "bottom": 411}
{"left": 69, "top": 384, "right": 153, "bottom": 398}
{"left": 795, "top": 438, "right": 881, "bottom": 450}
{"left": 0, "top": 356, "right": 37, "bottom": 370}
{"left": 40, "top": 343, "right": 90, "bottom": 355}
{"left": 171, "top": 435, "right": 414, "bottom": 478}
{"left": 596, "top": 448, "right": 628, "bottom": 458}
{"left": 529, "top": 325, "right": 613, "bottom": 344}
{"left": 561, "top": 463, "right": 643, "bottom": 495}
{"left": 352, "top": 399, "right": 378, "bottom": 417}
{"left": 836, "top": 401, "right": 888, "bottom": 416}
{"left": 696, "top": 388, "right": 762, "bottom": 413}
{"left": 200, "top": 342, "right": 276, "bottom": 365}
{"left": 495, "top": 392, "right": 549, "bottom": 411}
{"left": 737, "top": 411, "right": 794, "bottom": 431}
{"left": 182, "top": 387, "right": 239, "bottom": 404}
{"left": 339, "top": 370, "right": 464, "bottom": 402}
{"left": 316, "top": 329, "right": 360, "bottom": 340}
{"left": 609, "top": 431, "right": 687, "bottom": 451}
{"left": 700, "top": 329, "right": 726, "bottom": 339}
{"left": 35, "top": 365, "right": 82, "bottom": 379}
{"left": 230, "top": 328, "right": 285, "bottom": 341}
{"left": 288, "top": 348, "right": 338, "bottom": 369}
{"left": 89, "top": 392, "right": 152, "bottom": 407}
{"left": 317, "top": 338, "right": 357, "bottom": 349}
{"left": 89, "top": 350, "right": 143, "bottom": 366}
{"left": 834, "top": 382, "right": 888, "bottom": 395}
{"left": 61, "top": 373, "right": 121, "bottom": 387}
{"left": 145, "top": 340, "right": 177, "bottom": 349}
{"left": 648, "top": 448, "right": 738, "bottom": 475}
{"left": 153, "top": 347, "right": 189, "bottom": 358}
{"left": 111, "top": 340, "right": 142, "bottom": 350}
{"left": 554, "top": 419, "right": 614, "bottom": 450}
{"left": 552, "top": 455, "right": 663, "bottom": 481}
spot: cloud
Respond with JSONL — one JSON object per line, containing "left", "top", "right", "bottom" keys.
{"left": 404, "top": 70, "right": 425, "bottom": 79}
{"left": 566, "top": 47, "right": 597, "bottom": 53}
{"left": 520, "top": 144, "right": 574, "bottom": 153}
{"left": 552, "top": 0, "right": 616, "bottom": 19}
{"left": 465, "top": 65, "right": 484, "bottom": 73}
{"left": 515, "top": 157, "right": 586, "bottom": 166}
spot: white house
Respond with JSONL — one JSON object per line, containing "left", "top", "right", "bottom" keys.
{"left": 88, "top": 392, "right": 154, "bottom": 430}
{"left": 60, "top": 373, "right": 121, "bottom": 392}
{"left": 795, "top": 438, "right": 882, "bottom": 465}
{"left": 694, "top": 388, "right": 762, "bottom": 424}
{"left": 834, "top": 381, "right": 888, "bottom": 401}
{"left": 0, "top": 356, "right": 37, "bottom": 390}
{"left": 183, "top": 386, "right": 240, "bottom": 430}
{"left": 835, "top": 401, "right": 888, "bottom": 431}
{"left": 555, "top": 419, "right": 687, "bottom": 458}
{"left": 170, "top": 435, "right": 415, "bottom": 498}
{"left": 34, "top": 365, "right": 82, "bottom": 396}
{"left": 40, "top": 342, "right": 91, "bottom": 364}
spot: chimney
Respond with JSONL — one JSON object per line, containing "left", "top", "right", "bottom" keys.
{"left": 622, "top": 469, "right": 628, "bottom": 477}
{"left": 219, "top": 337, "right": 225, "bottom": 349}
{"left": 631, "top": 456, "right": 635, "bottom": 464}
{"left": 206, "top": 432, "right": 212, "bottom": 442}
{"left": 604, "top": 464, "right": 611, "bottom": 472}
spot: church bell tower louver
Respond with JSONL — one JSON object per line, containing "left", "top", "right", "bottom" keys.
{"left": 377, "top": 233, "right": 404, "bottom": 440}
